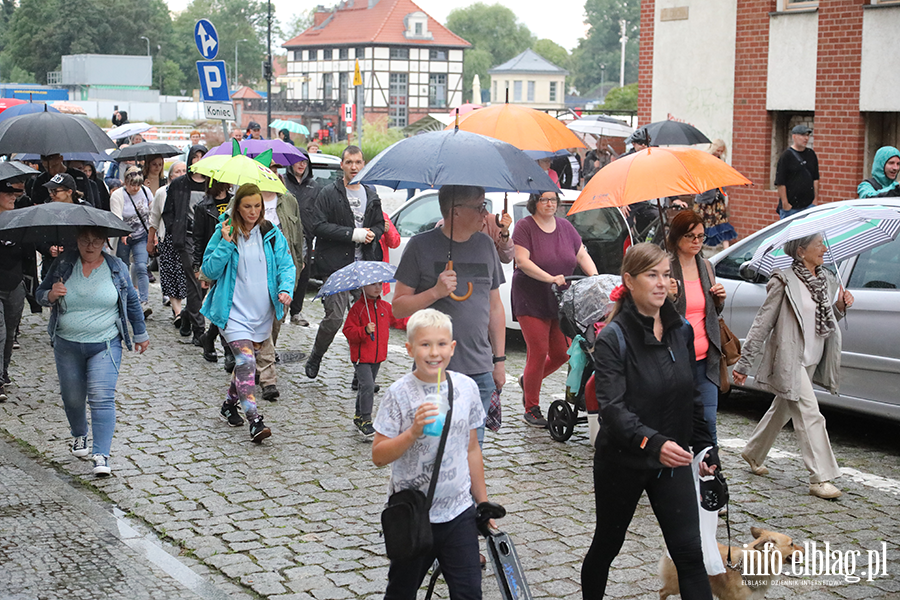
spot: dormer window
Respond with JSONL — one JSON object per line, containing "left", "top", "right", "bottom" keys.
{"left": 404, "top": 11, "right": 432, "bottom": 40}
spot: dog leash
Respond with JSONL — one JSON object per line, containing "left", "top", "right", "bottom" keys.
{"left": 724, "top": 504, "right": 742, "bottom": 572}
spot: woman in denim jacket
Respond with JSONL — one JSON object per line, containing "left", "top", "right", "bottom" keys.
{"left": 37, "top": 226, "right": 149, "bottom": 477}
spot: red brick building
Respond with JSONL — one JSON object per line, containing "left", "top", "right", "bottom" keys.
{"left": 638, "top": 0, "right": 900, "bottom": 237}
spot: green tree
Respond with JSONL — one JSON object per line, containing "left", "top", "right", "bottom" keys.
{"left": 570, "top": 0, "right": 639, "bottom": 94}
{"left": 599, "top": 83, "right": 637, "bottom": 111}
{"left": 446, "top": 3, "right": 535, "bottom": 104}
{"left": 2, "top": 0, "right": 61, "bottom": 83}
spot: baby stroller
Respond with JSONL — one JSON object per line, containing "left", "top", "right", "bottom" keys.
{"left": 547, "top": 274, "right": 621, "bottom": 442}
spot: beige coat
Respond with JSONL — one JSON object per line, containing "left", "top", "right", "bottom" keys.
{"left": 734, "top": 268, "right": 845, "bottom": 400}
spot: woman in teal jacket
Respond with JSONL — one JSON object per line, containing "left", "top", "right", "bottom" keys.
{"left": 201, "top": 183, "right": 295, "bottom": 443}
{"left": 858, "top": 146, "right": 900, "bottom": 198}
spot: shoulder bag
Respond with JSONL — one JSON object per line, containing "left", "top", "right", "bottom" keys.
{"left": 703, "top": 260, "right": 741, "bottom": 391}
{"left": 381, "top": 374, "right": 454, "bottom": 562}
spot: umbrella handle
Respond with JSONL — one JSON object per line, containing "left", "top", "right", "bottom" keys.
{"left": 446, "top": 260, "right": 473, "bottom": 302}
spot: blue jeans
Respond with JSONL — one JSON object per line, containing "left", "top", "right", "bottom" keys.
{"left": 694, "top": 358, "right": 718, "bottom": 443}
{"left": 467, "top": 372, "right": 494, "bottom": 446}
{"left": 53, "top": 336, "right": 122, "bottom": 457}
{"left": 778, "top": 205, "right": 810, "bottom": 220}
{"left": 116, "top": 233, "right": 149, "bottom": 303}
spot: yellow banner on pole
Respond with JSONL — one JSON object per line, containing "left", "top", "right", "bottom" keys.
{"left": 353, "top": 60, "right": 362, "bottom": 86}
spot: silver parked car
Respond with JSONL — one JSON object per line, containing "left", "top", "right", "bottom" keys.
{"left": 388, "top": 189, "right": 632, "bottom": 329}
{"left": 711, "top": 198, "right": 900, "bottom": 422}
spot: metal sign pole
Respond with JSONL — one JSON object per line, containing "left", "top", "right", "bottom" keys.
{"left": 354, "top": 59, "right": 363, "bottom": 148}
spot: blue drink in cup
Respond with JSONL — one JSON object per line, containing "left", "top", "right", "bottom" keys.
{"left": 422, "top": 392, "right": 449, "bottom": 437}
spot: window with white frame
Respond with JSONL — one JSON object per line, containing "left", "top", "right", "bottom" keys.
{"left": 549, "top": 81, "right": 557, "bottom": 102}
{"left": 527, "top": 81, "right": 535, "bottom": 102}
{"left": 780, "top": 0, "right": 817, "bottom": 10}
{"left": 323, "top": 73, "right": 333, "bottom": 99}
{"left": 429, "top": 73, "right": 447, "bottom": 108}
{"left": 323, "top": 49, "right": 332, "bottom": 60}
{"left": 513, "top": 81, "right": 522, "bottom": 102}
{"left": 389, "top": 73, "right": 408, "bottom": 128}
{"left": 301, "top": 74, "right": 309, "bottom": 100}
{"left": 390, "top": 47, "right": 409, "bottom": 59}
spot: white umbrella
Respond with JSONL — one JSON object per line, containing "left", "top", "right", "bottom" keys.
{"left": 567, "top": 116, "right": 634, "bottom": 138}
{"left": 472, "top": 74, "right": 482, "bottom": 105}
{"left": 107, "top": 122, "right": 153, "bottom": 141}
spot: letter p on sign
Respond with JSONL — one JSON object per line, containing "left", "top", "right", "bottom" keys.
{"left": 195, "top": 61, "right": 230, "bottom": 102}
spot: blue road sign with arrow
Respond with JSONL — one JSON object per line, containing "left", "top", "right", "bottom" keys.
{"left": 194, "top": 19, "right": 219, "bottom": 60}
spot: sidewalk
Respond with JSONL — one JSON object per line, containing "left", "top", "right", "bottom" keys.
{"left": 0, "top": 436, "right": 246, "bottom": 600}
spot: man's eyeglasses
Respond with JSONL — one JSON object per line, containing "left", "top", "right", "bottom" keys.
{"left": 460, "top": 201, "right": 488, "bottom": 213}
{"left": 682, "top": 233, "right": 707, "bottom": 243}
{"left": 77, "top": 237, "right": 105, "bottom": 248}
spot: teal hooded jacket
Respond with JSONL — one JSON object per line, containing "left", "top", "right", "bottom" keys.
{"left": 200, "top": 218, "right": 296, "bottom": 330}
{"left": 858, "top": 146, "right": 900, "bottom": 198}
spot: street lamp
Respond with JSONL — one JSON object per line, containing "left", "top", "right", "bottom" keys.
{"left": 140, "top": 36, "right": 150, "bottom": 56}
{"left": 235, "top": 39, "right": 248, "bottom": 88}
{"left": 600, "top": 64, "right": 605, "bottom": 102}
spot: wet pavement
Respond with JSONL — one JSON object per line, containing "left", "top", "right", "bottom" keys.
{"left": 1, "top": 287, "right": 899, "bottom": 599}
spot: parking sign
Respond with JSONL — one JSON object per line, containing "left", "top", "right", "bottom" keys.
{"left": 194, "top": 19, "right": 219, "bottom": 60}
{"left": 196, "top": 61, "right": 231, "bottom": 102}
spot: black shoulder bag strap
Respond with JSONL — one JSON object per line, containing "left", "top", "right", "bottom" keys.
{"left": 125, "top": 188, "right": 151, "bottom": 235}
{"left": 424, "top": 373, "right": 454, "bottom": 509}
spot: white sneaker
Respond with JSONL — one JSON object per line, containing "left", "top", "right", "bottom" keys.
{"left": 91, "top": 454, "right": 111, "bottom": 477}
{"left": 291, "top": 313, "right": 309, "bottom": 326}
{"left": 71, "top": 436, "right": 89, "bottom": 458}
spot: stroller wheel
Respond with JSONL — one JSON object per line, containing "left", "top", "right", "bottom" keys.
{"left": 548, "top": 400, "right": 576, "bottom": 442}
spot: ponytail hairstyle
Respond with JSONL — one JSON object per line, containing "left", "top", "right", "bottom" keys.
{"left": 606, "top": 243, "right": 668, "bottom": 322}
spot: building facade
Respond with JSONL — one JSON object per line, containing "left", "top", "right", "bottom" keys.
{"left": 282, "top": 0, "right": 470, "bottom": 131}
{"left": 488, "top": 49, "right": 568, "bottom": 110}
{"left": 639, "top": 0, "right": 900, "bottom": 237}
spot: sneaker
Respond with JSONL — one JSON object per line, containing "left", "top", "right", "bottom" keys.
{"left": 148, "top": 272, "right": 156, "bottom": 284}
{"left": 224, "top": 351, "right": 236, "bottom": 374}
{"left": 0, "top": 386, "right": 6, "bottom": 403}
{"left": 249, "top": 417, "right": 271, "bottom": 443}
{"left": 141, "top": 302, "right": 153, "bottom": 318}
{"left": 291, "top": 313, "right": 309, "bottom": 326}
{"left": 809, "top": 481, "right": 842, "bottom": 499}
{"left": 358, "top": 419, "right": 375, "bottom": 438}
{"left": 1, "top": 373, "right": 9, "bottom": 385}
{"left": 71, "top": 435, "right": 89, "bottom": 457}
{"left": 91, "top": 454, "right": 111, "bottom": 477}
{"left": 261, "top": 385, "right": 280, "bottom": 401}
{"left": 523, "top": 406, "right": 548, "bottom": 428}
{"left": 11, "top": 336, "right": 19, "bottom": 350}
{"left": 200, "top": 331, "right": 218, "bottom": 362}
{"left": 220, "top": 402, "right": 244, "bottom": 427}
{"left": 305, "top": 352, "right": 322, "bottom": 379}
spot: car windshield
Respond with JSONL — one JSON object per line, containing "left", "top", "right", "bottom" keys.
{"left": 311, "top": 166, "right": 341, "bottom": 184}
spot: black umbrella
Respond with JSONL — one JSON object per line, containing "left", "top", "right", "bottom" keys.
{"left": 109, "top": 142, "right": 182, "bottom": 161}
{"left": 351, "top": 129, "right": 558, "bottom": 193}
{"left": 643, "top": 120, "right": 711, "bottom": 146}
{"left": 0, "top": 160, "right": 39, "bottom": 183}
{"left": 0, "top": 106, "right": 115, "bottom": 155}
{"left": 0, "top": 202, "right": 130, "bottom": 245}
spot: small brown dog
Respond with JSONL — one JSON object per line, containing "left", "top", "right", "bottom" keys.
{"left": 658, "top": 527, "right": 804, "bottom": 600}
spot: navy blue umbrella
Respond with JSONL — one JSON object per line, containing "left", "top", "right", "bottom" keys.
{"left": 351, "top": 129, "right": 559, "bottom": 193}
{"left": 0, "top": 102, "right": 59, "bottom": 123}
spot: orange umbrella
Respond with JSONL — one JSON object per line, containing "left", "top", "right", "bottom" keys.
{"left": 568, "top": 146, "right": 751, "bottom": 215}
{"left": 446, "top": 104, "right": 585, "bottom": 153}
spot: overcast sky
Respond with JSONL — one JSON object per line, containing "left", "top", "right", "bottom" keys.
{"left": 164, "top": 0, "right": 589, "bottom": 52}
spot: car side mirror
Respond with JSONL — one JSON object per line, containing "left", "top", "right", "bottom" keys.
{"left": 739, "top": 261, "right": 760, "bottom": 282}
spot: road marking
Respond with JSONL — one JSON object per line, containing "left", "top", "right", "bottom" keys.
{"left": 719, "top": 438, "right": 900, "bottom": 496}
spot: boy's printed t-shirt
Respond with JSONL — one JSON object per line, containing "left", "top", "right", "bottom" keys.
{"left": 373, "top": 371, "right": 485, "bottom": 524}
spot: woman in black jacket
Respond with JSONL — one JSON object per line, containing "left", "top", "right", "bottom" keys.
{"left": 581, "top": 243, "right": 719, "bottom": 600}
{"left": 283, "top": 151, "right": 319, "bottom": 325}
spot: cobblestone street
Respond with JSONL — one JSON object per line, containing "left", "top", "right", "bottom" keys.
{"left": 2, "top": 288, "right": 899, "bottom": 599}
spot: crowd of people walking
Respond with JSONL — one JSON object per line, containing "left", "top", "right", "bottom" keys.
{"left": 0, "top": 116, "right": 883, "bottom": 600}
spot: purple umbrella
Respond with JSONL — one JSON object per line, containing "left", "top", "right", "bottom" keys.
{"left": 205, "top": 139, "right": 305, "bottom": 166}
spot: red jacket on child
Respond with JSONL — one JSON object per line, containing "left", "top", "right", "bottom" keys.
{"left": 343, "top": 295, "right": 393, "bottom": 364}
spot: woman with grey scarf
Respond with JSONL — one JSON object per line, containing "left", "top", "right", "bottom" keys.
{"left": 733, "top": 233, "right": 853, "bottom": 499}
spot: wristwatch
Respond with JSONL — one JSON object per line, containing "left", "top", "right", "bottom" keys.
{"left": 492, "top": 355, "right": 506, "bottom": 364}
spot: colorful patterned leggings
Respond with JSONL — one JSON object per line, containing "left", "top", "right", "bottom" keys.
{"left": 225, "top": 339, "right": 261, "bottom": 421}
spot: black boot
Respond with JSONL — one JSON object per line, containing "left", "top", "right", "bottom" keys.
{"left": 223, "top": 344, "right": 235, "bottom": 373}
{"left": 200, "top": 330, "right": 218, "bottom": 362}
{"left": 179, "top": 310, "right": 192, "bottom": 337}
{"left": 305, "top": 352, "right": 322, "bottom": 379}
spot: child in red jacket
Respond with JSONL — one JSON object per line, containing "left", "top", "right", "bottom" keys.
{"left": 343, "top": 282, "right": 393, "bottom": 437}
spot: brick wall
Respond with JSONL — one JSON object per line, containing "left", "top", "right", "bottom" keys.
{"left": 637, "top": 0, "right": 655, "bottom": 126}
{"left": 813, "top": 0, "right": 865, "bottom": 203}
{"left": 728, "top": 0, "right": 779, "bottom": 238}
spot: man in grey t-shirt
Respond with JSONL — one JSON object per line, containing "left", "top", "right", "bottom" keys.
{"left": 393, "top": 185, "right": 506, "bottom": 443}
